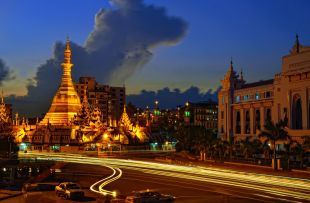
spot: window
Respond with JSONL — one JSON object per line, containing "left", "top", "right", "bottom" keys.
{"left": 222, "top": 96, "right": 225, "bottom": 104}
{"left": 235, "top": 96, "right": 240, "bottom": 103}
{"left": 245, "top": 110, "right": 250, "bottom": 134}
{"left": 265, "top": 91, "right": 271, "bottom": 98}
{"left": 243, "top": 95, "right": 250, "bottom": 101}
{"left": 255, "top": 93, "right": 260, "bottom": 100}
{"left": 266, "top": 108, "right": 272, "bottom": 122}
{"left": 292, "top": 94, "right": 302, "bottom": 129}
{"left": 255, "top": 109, "right": 260, "bottom": 133}
{"left": 235, "top": 111, "right": 241, "bottom": 134}
{"left": 221, "top": 111, "right": 224, "bottom": 119}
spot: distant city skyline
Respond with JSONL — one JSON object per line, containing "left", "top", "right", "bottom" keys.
{"left": 1, "top": 0, "right": 310, "bottom": 116}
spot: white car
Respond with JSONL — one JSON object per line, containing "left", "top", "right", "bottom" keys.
{"left": 55, "top": 182, "right": 84, "bottom": 200}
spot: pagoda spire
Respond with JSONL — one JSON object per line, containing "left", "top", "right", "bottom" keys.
{"left": 295, "top": 34, "right": 300, "bottom": 53}
{"left": 40, "top": 37, "right": 81, "bottom": 126}
{"left": 230, "top": 57, "right": 234, "bottom": 71}
{"left": 64, "top": 37, "right": 72, "bottom": 64}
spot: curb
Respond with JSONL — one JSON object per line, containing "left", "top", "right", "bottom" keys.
{"left": 0, "top": 192, "right": 23, "bottom": 201}
{"left": 292, "top": 169, "right": 310, "bottom": 174}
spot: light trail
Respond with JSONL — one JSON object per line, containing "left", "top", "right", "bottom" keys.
{"left": 90, "top": 165, "right": 122, "bottom": 197}
{"left": 19, "top": 152, "right": 310, "bottom": 202}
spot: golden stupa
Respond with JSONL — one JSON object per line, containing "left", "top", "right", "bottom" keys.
{"left": 40, "top": 38, "right": 81, "bottom": 126}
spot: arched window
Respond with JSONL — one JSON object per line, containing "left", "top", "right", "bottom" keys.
{"left": 245, "top": 110, "right": 250, "bottom": 134}
{"left": 266, "top": 108, "right": 271, "bottom": 122}
{"left": 236, "top": 111, "right": 241, "bottom": 134}
{"left": 255, "top": 109, "right": 260, "bottom": 133}
{"left": 292, "top": 94, "right": 302, "bottom": 129}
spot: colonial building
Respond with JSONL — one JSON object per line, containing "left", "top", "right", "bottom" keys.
{"left": 74, "top": 77, "right": 125, "bottom": 126}
{"left": 218, "top": 35, "right": 310, "bottom": 143}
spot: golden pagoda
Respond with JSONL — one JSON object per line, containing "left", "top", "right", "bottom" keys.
{"left": 0, "top": 90, "right": 9, "bottom": 123}
{"left": 40, "top": 38, "right": 81, "bottom": 126}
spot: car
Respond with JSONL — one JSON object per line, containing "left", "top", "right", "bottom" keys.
{"left": 125, "top": 190, "right": 175, "bottom": 203}
{"left": 22, "top": 183, "right": 56, "bottom": 201}
{"left": 55, "top": 182, "right": 84, "bottom": 200}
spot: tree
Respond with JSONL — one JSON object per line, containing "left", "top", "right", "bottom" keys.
{"left": 239, "top": 137, "right": 255, "bottom": 159}
{"left": 223, "top": 139, "right": 235, "bottom": 160}
{"left": 262, "top": 140, "right": 271, "bottom": 162}
{"left": 293, "top": 143, "right": 305, "bottom": 168}
{"left": 258, "top": 119, "right": 290, "bottom": 170}
{"left": 283, "top": 140, "right": 296, "bottom": 170}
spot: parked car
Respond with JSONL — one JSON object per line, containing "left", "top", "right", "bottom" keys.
{"left": 55, "top": 182, "right": 84, "bottom": 200}
{"left": 22, "top": 183, "right": 56, "bottom": 201}
{"left": 125, "top": 190, "right": 175, "bottom": 203}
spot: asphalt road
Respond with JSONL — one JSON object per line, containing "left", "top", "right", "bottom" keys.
{"left": 5, "top": 152, "right": 310, "bottom": 203}
{"left": 2, "top": 163, "right": 267, "bottom": 203}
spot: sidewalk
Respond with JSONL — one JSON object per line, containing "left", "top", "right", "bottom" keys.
{"left": 0, "top": 189, "right": 22, "bottom": 201}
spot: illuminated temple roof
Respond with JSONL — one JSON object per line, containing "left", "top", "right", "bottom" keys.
{"left": 40, "top": 39, "right": 81, "bottom": 126}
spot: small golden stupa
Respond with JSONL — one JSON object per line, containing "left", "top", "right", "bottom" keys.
{"left": 40, "top": 38, "right": 81, "bottom": 126}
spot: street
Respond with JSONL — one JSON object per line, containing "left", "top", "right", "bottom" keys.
{"left": 3, "top": 152, "right": 310, "bottom": 203}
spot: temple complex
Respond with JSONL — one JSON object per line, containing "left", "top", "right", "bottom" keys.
{"left": 5, "top": 38, "right": 148, "bottom": 152}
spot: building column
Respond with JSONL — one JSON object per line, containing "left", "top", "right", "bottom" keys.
{"left": 240, "top": 108, "right": 245, "bottom": 136}
{"left": 260, "top": 106, "right": 265, "bottom": 130}
{"left": 302, "top": 89, "right": 308, "bottom": 129}
{"left": 250, "top": 107, "right": 254, "bottom": 136}
{"left": 232, "top": 108, "right": 235, "bottom": 136}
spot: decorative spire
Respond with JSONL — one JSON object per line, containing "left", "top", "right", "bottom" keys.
{"left": 123, "top": 104, "right": 127, "bottom": 113}
{"left": 240, "top": 69, "right": 244, "bottom": 81}
{"left": 230, "top": 57, "right": 234, "bottom": 71}
{"left": 82, "top": 88, "right": 88, "bottom": 105}
{"left": 64, "top": 37, "right": 72, "bottom": 64}
{"left": 295, "top": 34, "right": 300, "bottom": 53}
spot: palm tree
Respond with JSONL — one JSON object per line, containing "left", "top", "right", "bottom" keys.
{"left": 293, "top": 143, "right": 305, "bottom": 168}
{"left": 283, "top": 140, "right": 295, "bottom": 170}
{"left": 223, "top": 139, "right": 235, "bottom": 160}
{"left": 262, "top": 140, "right": 271, "bottom": 163}
{"left": 239, "top": 137, "right": 257, "bottom": 160}
{"left": 258, "top": 119, "right": 290, "bottom": 170}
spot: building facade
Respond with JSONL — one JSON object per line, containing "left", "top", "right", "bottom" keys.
{"left": 184, "top": 101, "right": 218, "bottom": 130}
{"left": 74, "top": 77, "right": 125, "bottom": 126}
{"left": 218, "top": 36, "right": 310, "bottom": 143}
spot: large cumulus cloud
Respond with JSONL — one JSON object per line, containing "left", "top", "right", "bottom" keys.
{"left": 0, "top": 59, "right": 12, "bottom": 86}
{"left": 8, "top": 0, "right": 188, "bottom": 117}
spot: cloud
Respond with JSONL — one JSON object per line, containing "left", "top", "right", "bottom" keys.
{"left": 0, "top": 58, "right": 12, "bottom": 86}
{"left": 7, "top": 0, "right": 188, "bottom": 117}
{"left": 127, "top": 86, "right": 220, "bottom": 109}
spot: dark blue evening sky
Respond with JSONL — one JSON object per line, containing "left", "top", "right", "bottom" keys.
{"left": 1, "top": 0, "right": 310, "bottom": 95}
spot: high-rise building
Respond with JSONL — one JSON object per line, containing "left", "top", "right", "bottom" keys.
{"left": 74, "top": 77, "right": 125, "bottom": 126}
{"left": 218, "top": 35, "right": 310, "bottom": 143}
